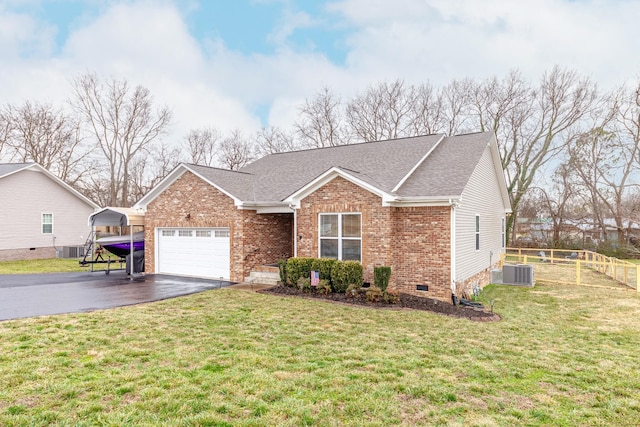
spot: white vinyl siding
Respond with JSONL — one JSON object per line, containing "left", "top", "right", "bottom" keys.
{"left": 0, "top": 169, "right": 95, "bottom": 251}
{"left": 455, "top": 146, "right": 507, "bottom": 282}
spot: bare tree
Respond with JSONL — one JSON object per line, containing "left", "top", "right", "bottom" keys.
{"left": 0, "top": 112, "right": 10, "bottom": 161}
{"left": 253, "top": 126, "right": 298, "bottom": 157}
{"left": 567, "top": 127, "right": 639, "bottom": 246}
{"left": 1, "top": 101, "right": 90, "bottom": 185}
{"left": 218, "top": 129, "right": 253, "bottom": 170}
{"left": 346, "top": 79, "right": 417, "bottom": 142}
{"left": 70, "top": 72, "right": 172, "bottom": 206}
{"left": 294, "top": 87, "right": 347, "bottom": 148}
{"left": 409, "top": 82, "right": 449, "bottom": 135}
{"left": 473, "top": 67, "right": 598, "bottom": 243}
{"left": 184, "top": 127, "right": 221, "bottom": 166}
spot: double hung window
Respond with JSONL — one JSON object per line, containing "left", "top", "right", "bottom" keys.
{"left": 319, "top": 213, "right": 361, "bottom": 261}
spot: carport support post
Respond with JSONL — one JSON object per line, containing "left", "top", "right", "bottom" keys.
{"left": 129, "top": 227, "right": 134, "bottom": 281}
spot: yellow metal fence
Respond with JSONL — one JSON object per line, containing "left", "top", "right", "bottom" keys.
{"left": 503, "top": 248, "right": 639, "bottom": 292}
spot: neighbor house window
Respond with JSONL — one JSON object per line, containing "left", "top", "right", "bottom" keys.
{"left": 475, "top": 214, "right": 480, "bottom": 251}
{"left": 319, "top": 213, "right": 361, "bottom": 261}
{"left": 42, "top": 213, "right": 53, "bottom": 234}
{"left": 501, "top": 217, "right": 506, "bottom": 248}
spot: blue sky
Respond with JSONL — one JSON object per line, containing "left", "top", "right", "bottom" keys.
{"left": 1, "top": 0, "right": 639, "bottom": 143}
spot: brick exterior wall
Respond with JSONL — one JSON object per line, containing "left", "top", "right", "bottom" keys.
{"left": 296, "top": 176, "right": 453, "bottom": 300}
{"left": 390, "top": 205, "right": 452, "bottom": 300}
{"left": 0, "top": 247, "right": 56, "bottom": 261}
{"left": 144, "top": 171, "right": 293, "bottom": 282}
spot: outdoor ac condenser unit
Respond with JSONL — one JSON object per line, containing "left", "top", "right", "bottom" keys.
{"left": 502, "top": 264, "right": 534, "bottom": 286}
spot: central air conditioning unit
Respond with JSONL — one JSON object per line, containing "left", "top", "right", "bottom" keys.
{"left": 502, "top": 264, "right": 534, "bottom": 286}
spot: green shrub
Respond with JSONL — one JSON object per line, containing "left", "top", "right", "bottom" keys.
{"left": 277, "top": 259, "right": 288, "bottom": 285}
{"left": 286, "top": 257, "right": 314, "bottom": 286}
{"left": 298, "top": 277, "right": 311, "bottom": 292}
{"left": 366, "top": 286, "right": 383, "bottom": 303}
{"left": 374, "top": 266, "right": 392, "bottom": 292}
{"left": 317, "top": 279, "right": 331, "bottom": 295}
{"left": 346, "top": 283, "right": 361, "bottom": 298}
{"left": 383, "top": 289, "right": 400, "bottom": 304}
{"left": 330, "top": 260, "right": 363, "bottom": 293}
{"left": 310, "top": 258, "right": 336, "bottom": 284}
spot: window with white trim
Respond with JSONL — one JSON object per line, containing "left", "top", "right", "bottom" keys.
{"left": 319, "top": 213, "right": 361, "bottom": 261}
{"left": 196, "top": 230, "right": 211, "bottom": 238}
{"left": 475, "top": 214, "right": 480, "bottom": 251}
{"left": 42, "top": 213, "right": 53, "bottom": 234}
{"left": 215, "top": 230, "right": 230, "bottom": 238}
{"left": 178, "top": 230, "right": 193, "bottom": 237}
{"left": 501, "top": 217, "right": 506, "bottom": 248}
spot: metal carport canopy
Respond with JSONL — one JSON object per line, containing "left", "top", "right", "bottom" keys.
{"left": 88, "top": 207, "right": 145, "bottom": 227}
{"left": 88, "top": 207, "right": 145, "bottom": 280}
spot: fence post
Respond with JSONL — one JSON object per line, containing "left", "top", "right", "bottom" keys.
{"left": 524, "top": 255, "right": 528, "bottom": 265}
{"left": 637, "top": 264, "right": 640, "bottom": 293}
{"left": 576, "top": 260, "right": 581, "bottom": 286}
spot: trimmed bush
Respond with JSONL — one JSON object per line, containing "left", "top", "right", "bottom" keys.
{"left": 346, "top": 283, "right": 361, "bottom": 298}
{"left": 366, "top": 286, "right": 383, "bottom": 303}
{"left": 310, "top": 258, "right": 336, "bottom": 284}
{"left": 286, "top": 257, "right": 314, "bottom": 286}
{"left": 374, "top": 266, "right": 392, "bottom": 292}
{"left": 331, "top": 260, "right": 363, "bottom": 293}
{"left": 277, "top": 259, "right": 288, "bottom": 285}
{"left": 383, "top": 289, "right": 400, "bottom": 304}
{"left": 298, "top": 277, "right": 311, "bottom": 292}
{"left": 317, "top": 279, "right": 331, "bottom": 295}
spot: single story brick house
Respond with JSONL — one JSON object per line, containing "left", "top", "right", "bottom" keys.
{"left": 0, "top": 163, "right": 99, "bottom": 261}
{"left": 134, "top": 131, "right": 511, "bottom": 299}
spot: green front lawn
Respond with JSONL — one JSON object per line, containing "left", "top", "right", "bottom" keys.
{"left": 0, "top": 258, "right": 86, "bottom": 274}
{"left": 1, "top": 284, "right": 639, "bottom": 426}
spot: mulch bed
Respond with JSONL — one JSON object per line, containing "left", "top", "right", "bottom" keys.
{"left": 260, "top": 285, "right": 500, "bottom": 322}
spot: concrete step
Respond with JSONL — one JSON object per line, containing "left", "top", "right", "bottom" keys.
{"left": 244, "top": 270, "right": 280, "bottom": 286}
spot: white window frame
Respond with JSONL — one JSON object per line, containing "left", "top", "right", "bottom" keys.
{"left": 475, "top": 214, "right": 480, "bottom": 251}
{"left": 501, "top": 217, "right": 506, "bottom": 249}
{"left": 318, "top": 213, "right": 362, "bottom": 261}
{"left": 42, "top": 213, "right": 53, "bottom": 234}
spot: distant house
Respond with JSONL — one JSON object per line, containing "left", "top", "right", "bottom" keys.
{"left": 135, "top": 132, "right": 511, "bottom": 300}
{"left": 0, "top": 163, "right": 98, "bottom": 261}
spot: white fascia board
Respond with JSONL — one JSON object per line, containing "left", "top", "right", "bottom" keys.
{"left": 237, "top": 202, "right": 293, "bottom": 214}
{"left": 284, "top": 167, "right": 391, "bottom": 208}
{"left": 387, "top": 196, "right": 459, "bottom": 208}
{"left": 488, "top": 135, "right": 513, "bottom": 214}
{"left": 27, "top": 163, "right": 100, "bottom": 209}
{"left": 134, "top": 163, "right": 243, "bottom": 210}
{"left": 392, "top": 134, "right": 446, "bottom": 193}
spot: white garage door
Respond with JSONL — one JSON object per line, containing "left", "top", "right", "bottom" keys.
{"left": 156, "top": 228, "right": 230, "bottom": 279}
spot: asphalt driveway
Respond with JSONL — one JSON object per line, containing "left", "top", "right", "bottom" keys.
{"left": 0, "top": 271, "right": 233, "bottom": 321}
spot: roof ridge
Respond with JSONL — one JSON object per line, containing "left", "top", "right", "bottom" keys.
{"left": 263, "top": 133, "right": 445, "bottom": 157}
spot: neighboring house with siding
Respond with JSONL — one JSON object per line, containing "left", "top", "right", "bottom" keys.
{"left": 0, "top": 163, "right": 99, "bottom": 261}
{"left": 135, "top": 131, "right": 511, "bottom": 300}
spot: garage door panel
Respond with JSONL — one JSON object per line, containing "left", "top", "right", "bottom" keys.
{"left": 157, "top": 228, "right": 230, "bottom": 279}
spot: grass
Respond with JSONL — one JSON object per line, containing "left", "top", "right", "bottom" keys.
{"left": 0, "top": 257, "right": 123, "bottom": 274}
{"left": 1, "top": 283, "right": 640, "bottom": 426}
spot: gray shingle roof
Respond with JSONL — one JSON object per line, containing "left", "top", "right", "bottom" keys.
{"left": 396, "top": 132, "right": 492, "bottom": 198}
{"left": 0, "top": 163, "right": 33, "bottom": 179}
{"left": 240, "top": 134, "right": 446, "bottom": 201}
{"left": 176, "top": 132, "right": 496, "bottom": 204}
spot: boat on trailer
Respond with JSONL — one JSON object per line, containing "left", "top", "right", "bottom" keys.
{"left": 97, "top": 232, "right": 145, "bottom": 258}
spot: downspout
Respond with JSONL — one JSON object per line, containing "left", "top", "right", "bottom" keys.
{"left": 450, "top": 199, "right": 457, "bottom": 295}
{"left": 292, "top": 205, "right": 298, "bottom": 257}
